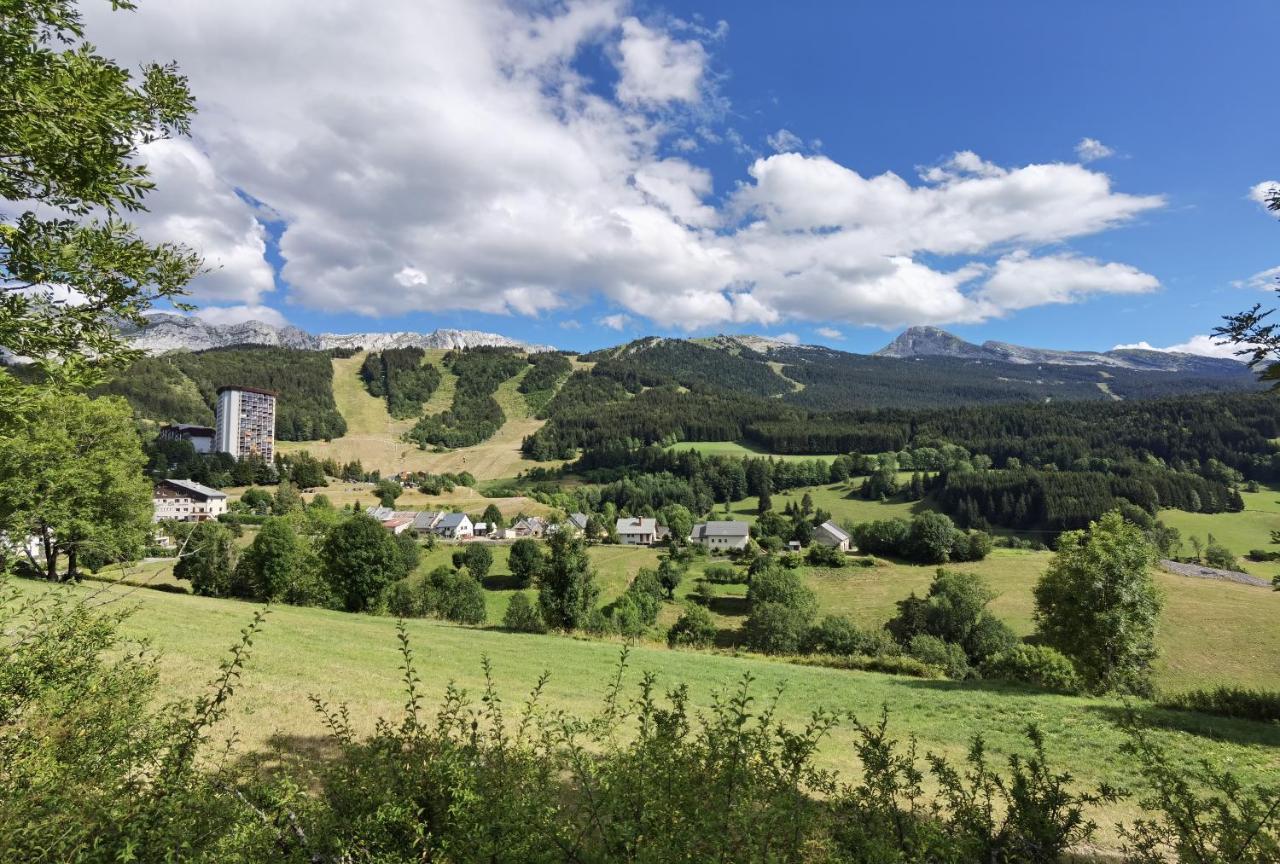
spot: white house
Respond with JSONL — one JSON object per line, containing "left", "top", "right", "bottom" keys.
{"left": 413, "top": 511, "right": 445, "bottom": 533}
{"left": 435, "top": 512, "right": 474, "bottom": 540}
{"left": 153, "top": 479, "right": 228, "bottom": 522}
{"left": 689, "top": 520, "right": 751, "bottom": 551}
{"left": 615, "top": 517, "right": 657, "bottom": 545}
{"left": 814, "top": 520, "right": 853, "bottom": 552}
{"left": 382, "top": 517, "right": 415, "bottom": 535}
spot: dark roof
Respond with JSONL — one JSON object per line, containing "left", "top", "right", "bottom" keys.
{"left": 157, "top": 478, "right": 227, "bottom": 499}
{"left": 695, "top": 520, "right": 750, "bottom": 538}
{"left": 161, "top": 423, "right": 215, "bottom": 435}
{"left": 216, "top": 385, "right": 279, "bottom": 398}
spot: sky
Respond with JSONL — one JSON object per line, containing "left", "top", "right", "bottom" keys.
{"left": 80, "top": 0, "right": 1278, "bottom": 355}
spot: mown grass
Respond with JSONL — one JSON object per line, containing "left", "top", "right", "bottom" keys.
{"left": 277, "top": 352, "right": 563, "bottom": 480}
{"left": 11, "top": 576, "right": 1280, "bottom": 852}
{"left": 668, "top": 440, "right": 840, "bottom": 461}
{"left": 1159, "top": 486, "right": 1280, "bottom": 582}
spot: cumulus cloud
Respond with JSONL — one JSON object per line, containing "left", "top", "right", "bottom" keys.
{"left": 615, "top": 16, "right": 707, "bottom": 105}
{"left": 1233, "top": 265, "right": 1280, "bottom": 291}
{"left": 195, "top": 304, "right": 288, "bottom": 327}
{"left": 771, "top": 332, "right": 800, "bottom": 345}
{"left": 598, "top": 313, "right": 633, "bottom": 330}
{"left": 80, "top": 1, "right": 1168, "bottom": 333}
{"left": 816, "top": 326, "right": 842, "bottom": 339}
{"left": 976, "top": 251, "right": 1160, "bottom": 313}
{"left": 1113, "top": 335, "right": 1244, "bottom": 360}
{"left": 1075, "top": 137, "right": 1114, "bottom": 162}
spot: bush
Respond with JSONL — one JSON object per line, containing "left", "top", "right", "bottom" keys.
{"left": 507, "top": 538, "right": 545, "bottom": 588}
{"left": 667, "top": 603, "right": 716, "bottom": 649}
{"left": 805, "top": 543, "right": 845, "bottom": 568}
{"left": 743, "top": 602, "right": 812, "bottom": 654}
{"left": 746, "top": 564, "right": 817, "bottom": 618}
{"left": 702, "top": 563, "right": 747, "bottom": 584}
{"left": 907, "top": 634, "right": 970, "bottom": 679}
{"left": 803, "top": 615, "right": 866, "bottom": 656}
{"left": 502, "top": 592, "right": 547, "bottom": 633}
{"left": 982, "top": 644, "right": 1082, "bottom": 693}
{"left": 417, "top": 566, "right": 487, "bottom": 625}
{"left": 1159, "top": 687, "right": 1280, "bottom": 723}
{"left": 886, "top": 569, "right": 1014, "bottom": 666}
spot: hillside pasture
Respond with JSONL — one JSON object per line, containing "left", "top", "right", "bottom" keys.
{"left": 1159, "top": 486, "right": 1280, "bottom": 583}
{"left": 11, "top": 576, "right": 1280, "bottom": 852}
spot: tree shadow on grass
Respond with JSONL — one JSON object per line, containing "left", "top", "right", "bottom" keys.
{"left": 894, "top": 679, "right": 1280, "bottom": 749}
{"left": 714, "top": 627, "right": 743, "bottom": 650}
{"left": 707, "top": 595, "right": 749, "bottom": 617}
{"left": 1085, "top": 703, "right": 1280, "bottom": 748}
{"left": 231, "top": 733, "right": 346, "bottom": 782}
{"left": 482, "top": 573, "right": 525, "bottom": 591}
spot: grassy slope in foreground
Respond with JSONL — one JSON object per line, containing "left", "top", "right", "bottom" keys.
{"left": 13, "top": 578, "right": 1279, "bottom": 848}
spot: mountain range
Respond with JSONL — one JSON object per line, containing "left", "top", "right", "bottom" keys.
{"left": 121, "top": 316, "right": 1243, "bottom": 377}
{"left": 119, "top": 313, "right": 552, "bottom": 354}
{"left": 874, "top": 326, "right": 1242, "bottom": 374}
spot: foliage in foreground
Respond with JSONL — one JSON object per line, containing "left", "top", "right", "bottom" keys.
{"left": 3, "top": 584, "right": 1279, "bottom": 863}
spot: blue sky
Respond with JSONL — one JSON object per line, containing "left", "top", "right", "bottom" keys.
{"left": 91, "top": 1, "right": 1278, "bottom": 354}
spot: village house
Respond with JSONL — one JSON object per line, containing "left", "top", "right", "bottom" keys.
{"left": 152, "top": 478, "right": 229, "bottom": 522}
{"left": 615, "top": 517, "right": 657, "bottom": 546}
{"left": 508, "top": 516, "right": 547, "bottom": 538}
{"left": 434, "top": 512, "right": 474, "bottom": 540}
{"left": 813, "top": 520, "right": 853, "bottom": 552}
{"left": 689, "top": 520, "right": 751, "bottom": 551}
{"left": 382, "top": 516, "right": 414, "bottom": 535}
{"left": 412, "top": 511, "right": 445, "bottom": 533}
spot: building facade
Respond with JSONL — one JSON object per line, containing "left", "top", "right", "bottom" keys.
{"left": 615, "top": 517, "right": 657, "bottom": 545}
{"left": 689, "top": 521, "right": 751, "bottom": 550}
{"left": 158, "top": 423, "right": 215, "bottom": 454}
{"left": 214, "top": 386, "right": 277, "bottom": 461}
{"left": 152, "top": 478, "right": 229, "bottom": 522}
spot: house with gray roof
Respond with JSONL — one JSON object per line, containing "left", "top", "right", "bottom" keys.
{"left": 814, "top": 520, "right": 852, "bottom": 552}
{"left": 153, "top": 478, "right": 228, "bottom": 522}
{"left": 689, "top": 520, "right": 750, "bottom": 551}
{"left": 434, "top": 512, "right": 473, "bottom": 540}
{"left": 615, "top": 517, "right": 657, "bottom": 545}
{"left": 412, "top": 511, "right": 444, "bottom": 532}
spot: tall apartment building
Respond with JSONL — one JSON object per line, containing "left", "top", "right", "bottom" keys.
{"left": 214, "top": 385, "right": 277, "bottom": 461}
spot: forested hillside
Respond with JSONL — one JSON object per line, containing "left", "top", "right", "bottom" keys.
{"left": 406, "top": 348, "right": 529, "bottom": 448}
{"left": 96, "top": 346, "right": 347, "bottom": 440}
{"left": 359, "top": 347, "right": 442, "bottom": 418}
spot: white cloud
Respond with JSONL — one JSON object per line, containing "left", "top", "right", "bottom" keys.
{"left": 772, "top": 332, "right": 800, "bottom": 345}
{"left": 79, "top": 2, "right": 1169, "bottom": 333}
{"left": 559, "top": 319, "right": 582, "bottom": 329}
{"left": 1075, "top": 137, "right": 1114, "bottom": 162}
{"left": 194, "top": 304, "right": 288, "bottom": 327}
{"left": 598, "top": 313, "right": 633, "bottom": 330}
{"left": 816, "top": 327, "right": 842, "bottom": 339}
{"left": 133, "top": 139, "right": 276, "bottom": 307}
{"left": 1113, "top": 335, "right": 1243, "bottom": 360}
{"left": 766, "top": 128, "right": 803, "bottom": 154}
{"left": 1249, "top": 180, "right": 1279, "bottom": 209}
{"left": 615, "top": 16, "right": 706, "bottom": 105}
{"left": 976, "top": 251, "right": 1159, "bottom": 313}
{"left": 1233, "top": 265, "right": 1280, "bottom": 291}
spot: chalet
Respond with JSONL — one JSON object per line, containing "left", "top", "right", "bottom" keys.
{"left": 435, "top": 512, "right": 473, "bottom": 540}
{"left": 615, "top": 517, "right": 657, "bottom": 546}
{"left": 568, "top": 512, "right": 590, "bottom": 533}
{"left": 152, "top": 478, "right": 228, "bottom": 522}
{"left": 508, "top": 516, "right": 547, "bottom": 538}
{"left": 814, "top": 520, "right": 853, "bottom": 552}
{"left": 689, "top": 521, "right": 751, "bottom": 551}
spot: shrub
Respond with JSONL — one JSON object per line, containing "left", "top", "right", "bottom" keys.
{"left": 702, "top": 563, "right": 746, "bottom": 584}
{"left": 1159, "top": 687, "right": 1280, "bottom": 723}
{"left": 907, "top": 634, "right": 970, "bottom": 679}
{"left": 667, "top": 603, "right": 716, "bottom": 649}
{"left": 744, "top": 602, "right": 812, "bottom": 654}
{"left": 746, "top": 564, "right": 817, "bottom": 618}
{"left": 886, "top": 569, "right": 1014, "bottom": 666}
{"left": 982, "top": 644, "right": 1082, "bottom": 693}
{"left": 418, "top": 566, "right": 487, "bottom": 625}
{"left": 951, "top": 529, "right": 993, "bottom": 562}
{"left": 907, "top": 511, "right": 959, "bottom": 564}
{"left": 803, "top": 615, "right": 865, "bottom": 656}
{"left": 459, "top": 543, "right": 493, "bottom": 580}
{"left": 691, "top": 580, "right": 714, "bottom": 607}
{"left": 507, "top": 538, "right": 545, "bottom": 588}
{"left": 805, "top": 543, "right": 845, "bottom": 568}
{"left": 502, "top": 592, "right": 547, "bottom": 633}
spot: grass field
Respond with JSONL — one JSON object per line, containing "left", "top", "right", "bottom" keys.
{"left": 668, "top": 441, "right": 840, "bottom": 461}
{"left": 225, "top": 483, "right": 554, "bottom": 519}
{"left": 12, "top": 576, "right": 1279, "bottom": 850}
{"left": 718, "top": 479, "right": 922, "bottom": 525}
{"left": 1159, "top": 486, "right": 1280, "bottom": 583}
{"left": 277, "top": 352, "right": 563, "bottom": 480}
